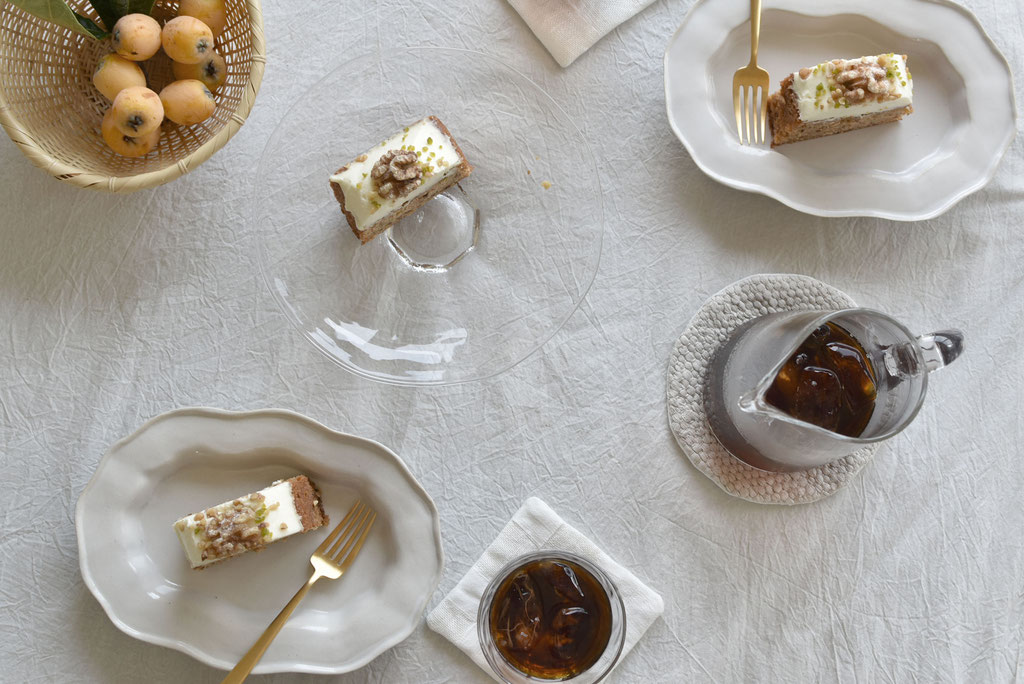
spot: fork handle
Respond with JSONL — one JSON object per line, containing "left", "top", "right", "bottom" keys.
{"left": 749, "top": 0, "right": 762, "bottom": 65}
{"left": 220, "top": 572, "right": 321, "bottom": 684}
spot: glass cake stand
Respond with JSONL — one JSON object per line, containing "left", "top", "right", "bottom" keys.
{"left": 254, "top": 47, "right": 603, "bottom": 386}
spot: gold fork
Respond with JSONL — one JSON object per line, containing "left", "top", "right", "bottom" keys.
{"left": 732, "top": 0, "right": 770, "bottom": 144}
{"left": 220, "top": 501, "right": 376, "bottom": 684}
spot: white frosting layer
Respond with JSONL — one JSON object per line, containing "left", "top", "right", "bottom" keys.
{"left": 791, "top": 54, "right": 913, "bottom": 123}
{"left": 174, "top": 479, "right": 305, "bottom": 569}
{"left": 330, "top": 118, "right": 464, "bottom": 232}
{"left": 260, "top": 480, "right": 304, "bottom": 540}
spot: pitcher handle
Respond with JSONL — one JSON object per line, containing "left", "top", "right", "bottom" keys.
{"left": 916, "top": 329, "right": 964, "bottom": 372}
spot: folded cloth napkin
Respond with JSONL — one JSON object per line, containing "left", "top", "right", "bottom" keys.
{"left": 508, "top": 0, "right": 657, "bottom": 67}
{"left": 427, "top": 497, "right": 664, "bottom": 680}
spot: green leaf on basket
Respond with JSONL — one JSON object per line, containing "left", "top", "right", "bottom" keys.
{"left": 74, "top": 11, "right": 108, "bottom": 38}
{"left": 89, "top": 0, "right": 156, "bottom": 33}
{"left": 8, "top": 0, "right": 109, "bottom": 39}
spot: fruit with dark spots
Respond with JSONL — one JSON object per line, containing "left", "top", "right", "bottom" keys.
{"left": 160, "top": 79, "right": 215, "bottom": 125}
{"left": 112, "top": 14, "right": 162, "bottom": 62}
{"left": 162, "top": 16, "right": 214, "bottom": 64}
{"left": 178, "top": 0, "right": 227, "bottom": 37}
{"left": 110, "top": 86, "right": 164, "bottom": 137}
{"left": 92, "top": 53, "right": 146, "bottom": 100}
{"left": 172, "top": 52, "right": 227, "bottom": 92}
{"left": 101, "top": 109, "right": 160, "bottom": 157}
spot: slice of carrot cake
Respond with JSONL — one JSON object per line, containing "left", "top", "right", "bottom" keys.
{"left": 173, "top": 475, "right": 328, "bottom": 569}
{"left": 767, "top": 54, "right": 913, "bottom": 147}
{"left": 330, "top": 116, "right": 473, "bottom": 244}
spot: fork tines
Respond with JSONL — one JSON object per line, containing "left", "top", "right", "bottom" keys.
{"left": 317, "top": 500, "right": 376, "bottom": 567}
{"left": 733, "top": 84, "right": 768, "bottom": 145}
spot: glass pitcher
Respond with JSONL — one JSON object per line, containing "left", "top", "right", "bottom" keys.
{"left": 704, "top": 309, "right": 964, "bottom": 472}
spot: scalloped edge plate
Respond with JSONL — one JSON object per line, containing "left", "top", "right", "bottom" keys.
{"left": 75, "top": 408, "right": 443, "bottom": 674}
{"left": 665, "top": 0, "right": 1016, "bottom": 220}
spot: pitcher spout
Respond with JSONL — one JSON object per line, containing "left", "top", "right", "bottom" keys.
{"left": 737, "top": 387, "right": 765, "bottom": 414}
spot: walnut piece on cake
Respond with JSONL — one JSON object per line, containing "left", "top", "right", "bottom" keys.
{"left": 329, "top": 116, "right": 473, "bottom": 244}
{"left": 372, "top": 149, "right": 423, "bottom": 199}
{"left": 767, "top": 54, "right": 914, "bottom": 147}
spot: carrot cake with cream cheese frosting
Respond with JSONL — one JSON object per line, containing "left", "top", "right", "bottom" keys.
{"left": 173, "top": 475, "right": 328, "bottom": 569}
{"left": 767, "top": 54, "right": 913, "bottom": 147}
{"left": 330, "top": 116, "right": 473, "bottom": 244}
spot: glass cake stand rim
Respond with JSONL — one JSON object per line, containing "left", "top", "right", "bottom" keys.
{"left": 253, "top": 45, "right": 605, "bottom": 387}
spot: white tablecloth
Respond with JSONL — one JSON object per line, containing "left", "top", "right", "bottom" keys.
{"left": 1, "top": 0, "right": 1021, "bottom": 681}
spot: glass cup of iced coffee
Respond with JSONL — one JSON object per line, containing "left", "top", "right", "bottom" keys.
{"left": 478, "top": 551, "right": 626, "bottom": 683}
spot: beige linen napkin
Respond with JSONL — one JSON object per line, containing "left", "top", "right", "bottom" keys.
{"left": 508, "top": 0, "right": 657, "bottom": 67}
{"left": 427, "top": 497, "right": 664, "bottom": 679}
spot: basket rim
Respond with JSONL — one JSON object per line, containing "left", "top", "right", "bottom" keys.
{"left": 0, "top": 0, "right": 266, "bottom": 193}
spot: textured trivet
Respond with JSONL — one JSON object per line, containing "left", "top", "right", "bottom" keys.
{"left": 666, "top": 274, "right": 880, "bottom": 504}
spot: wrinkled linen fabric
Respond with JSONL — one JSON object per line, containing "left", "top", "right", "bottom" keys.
{"left": 0, "top": 0, "right": 1022, "bottom": 682}
{"left": 427, "top": 497, "right": 664, "bottom": 679}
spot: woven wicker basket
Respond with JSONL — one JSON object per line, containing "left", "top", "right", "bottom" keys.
{"left": 0, "top": 0, "right": 264, "bottom": 192}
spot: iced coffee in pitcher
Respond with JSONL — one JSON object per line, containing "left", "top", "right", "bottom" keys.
{"left": 704, "top": 309, "right": 963, "bottom": 471}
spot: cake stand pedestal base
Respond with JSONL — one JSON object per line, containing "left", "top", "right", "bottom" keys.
{"left": 387, "top": 186, "right": 479, "bottom": 271}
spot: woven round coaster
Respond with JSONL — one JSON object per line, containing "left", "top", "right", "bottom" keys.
{"left": 666, "top": 274, "right": 879, "bottom": 505}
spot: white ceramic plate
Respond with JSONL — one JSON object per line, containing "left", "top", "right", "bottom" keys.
{"left": 664, "top": 0, "right": 1016, "bottom": 220}
{"left": 75, "top": 408, "right": 444, "bottom": 674}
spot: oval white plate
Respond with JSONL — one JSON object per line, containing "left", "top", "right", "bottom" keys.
{"left": 75, "top": 408, "right": 444, "bottom": 674}
{"left": 664, "top": 0, "right": 1016, "bottom": 220}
